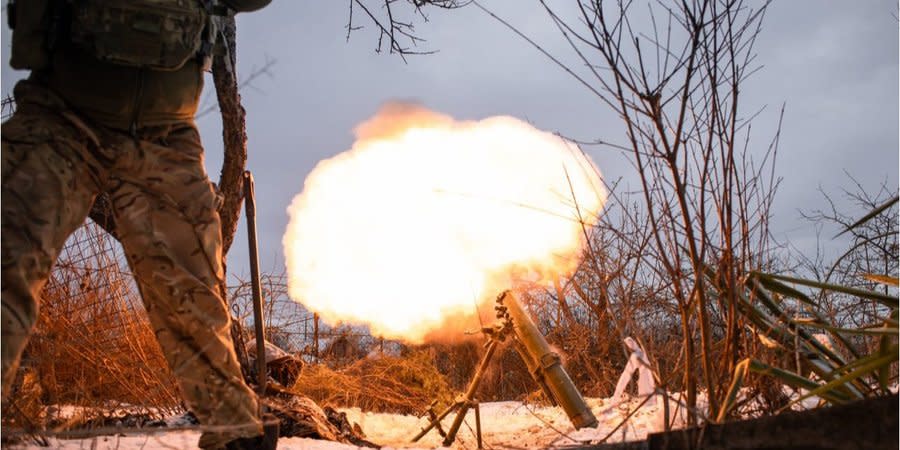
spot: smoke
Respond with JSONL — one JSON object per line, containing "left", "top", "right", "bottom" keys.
{"left": 353, "top": 102, "right": 454, "bottom": 142}
{"left": 283, "top": 102, "right": 607, "bottom": 343}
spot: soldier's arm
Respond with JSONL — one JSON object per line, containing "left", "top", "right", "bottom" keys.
{"left": 221, "top": 0, "right": 272, "bottom": 13}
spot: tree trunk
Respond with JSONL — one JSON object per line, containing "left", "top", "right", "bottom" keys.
{"left": 211, "top": 13, "right": 252, "bottom": 378}
{"left": 213, "top": 14, "right": 249, "bottom": 257}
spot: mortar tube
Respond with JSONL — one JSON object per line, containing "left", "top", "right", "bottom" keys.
{"left": 499, "top": 291, "right": 598, "bottom": 429}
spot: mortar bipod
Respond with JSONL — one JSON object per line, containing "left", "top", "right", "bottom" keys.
{"left": 411, "top": 310, "right": 513, "bottom": 448}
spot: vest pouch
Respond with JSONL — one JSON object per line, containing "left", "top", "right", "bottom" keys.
{"left": 9, "top": 0, "right": 54, "bottom": 70}
{"left": 69, "top": 0, "right": 207, "bottom": 71}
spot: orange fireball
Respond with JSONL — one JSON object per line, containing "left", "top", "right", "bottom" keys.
{"left": 283, "top": 103, "right": 606, "bottom": 342}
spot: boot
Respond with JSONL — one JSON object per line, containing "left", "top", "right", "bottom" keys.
{"left": 224, "top": 415, "right": 279, "bottom": 450}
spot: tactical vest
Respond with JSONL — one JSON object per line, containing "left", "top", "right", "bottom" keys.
{"left": 7, "top": 0, "right": 221, "bottom": 71}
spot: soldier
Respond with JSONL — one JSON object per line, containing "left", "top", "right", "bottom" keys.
{"left": 1, "top": 1, "right": 276, "bottom": 448}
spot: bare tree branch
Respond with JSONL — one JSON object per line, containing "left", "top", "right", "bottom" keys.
{"left": 346, "top": 0, "right": 467, "bottom": 61}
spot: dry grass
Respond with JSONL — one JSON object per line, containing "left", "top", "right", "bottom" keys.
{"left": 290, "top": 351, "right": 454, "bottom": 414}
{"left": 4, "top": 223, "right": 180, "bottom": 429}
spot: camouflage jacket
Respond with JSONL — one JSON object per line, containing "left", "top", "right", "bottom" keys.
{"left": 34, "top": 0, "right": 271, "bottom": 131}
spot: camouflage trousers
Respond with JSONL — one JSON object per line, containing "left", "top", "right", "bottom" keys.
{"left": 1, "top": 80, "right": 261, "bottom": 449}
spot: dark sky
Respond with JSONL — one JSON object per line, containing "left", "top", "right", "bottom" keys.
{"left": 2, "top": 1, "right": 897, "bottom": 281}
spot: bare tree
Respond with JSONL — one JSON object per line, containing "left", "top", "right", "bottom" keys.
{"left": 478, "top": 0, "right": 781, "bottom": 422}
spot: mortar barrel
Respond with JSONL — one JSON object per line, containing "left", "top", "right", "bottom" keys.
{"left": 499, "top": 291, "right": 598, "bottom": 429}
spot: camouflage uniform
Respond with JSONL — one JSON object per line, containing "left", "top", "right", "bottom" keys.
{"left": 2, "top": 1, "right": 270, "bottom": 448}
{"left": 1, "top": 79, "right": 261, "bottom": 448}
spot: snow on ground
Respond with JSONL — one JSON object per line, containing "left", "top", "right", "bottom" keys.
{"left": 4, "top": 396, "right": 677, "bottom": 450}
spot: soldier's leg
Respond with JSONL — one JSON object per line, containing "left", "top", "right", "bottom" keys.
{"left": 1, "top": 89, "right": 104, "bottom": 397}
{"left": 108, "top": 124, "right": 261, "bottom": 449}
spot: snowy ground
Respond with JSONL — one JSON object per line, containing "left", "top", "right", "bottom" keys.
{"left": 4, "top": 396, "right": 673, "bottom": 449}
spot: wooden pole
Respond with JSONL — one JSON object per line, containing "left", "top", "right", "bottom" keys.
{"left": 244, "top": 171, "right": 266, "bottom": 396}
{"left": 313, "top": 313, "right": 319, "bottom": 361}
